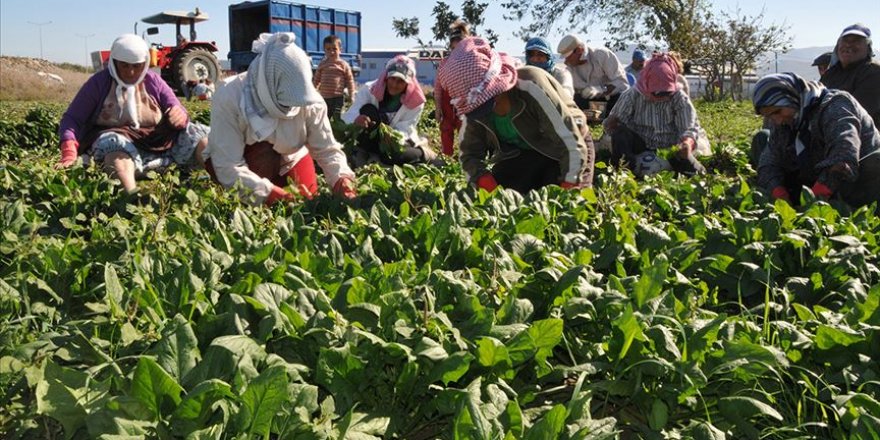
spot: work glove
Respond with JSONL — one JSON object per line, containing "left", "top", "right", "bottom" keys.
{"left": 265, "top": 185, "right": 296, "bottom": 206}
{"left": 55, "top": 140, "right": 79, "bottom": 169}
{"left": 333, "top": 177, "right": 357, "bottom": 200}
{"left": 476, "top": 173, "right": 499, "bottom": 192}
{"left": 770, "top": 186, "right": 790, "bottom": 202}
{"left": 580, "top": 86, "right": 604, "bottom": 99}
{"left": 811, "top": 182, "right": 833, "bottom": 199}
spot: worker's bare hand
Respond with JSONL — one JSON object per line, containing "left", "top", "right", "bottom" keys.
{"left": 167, "top": 105, "right": 188, "bottom": 129}
{"left": 354, "top": 114, "right": 372, "bottom": 128}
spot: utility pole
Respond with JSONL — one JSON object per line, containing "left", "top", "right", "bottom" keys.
{"left": 76, "top": 33, "right": 95, "bottom": 68}
{"left": 28, "top": 21, "right": 53, "bottom": 60}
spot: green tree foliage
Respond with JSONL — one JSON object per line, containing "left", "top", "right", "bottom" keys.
{"left": 696, "top": 8, "right": 791, "bottom": 101}
{"left": 393, "top": 0, "right": 499, "bottom": 48}
{"left": 499, "top": 0, "right": 712, "bottom": 58}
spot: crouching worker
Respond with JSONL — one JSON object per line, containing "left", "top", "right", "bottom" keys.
{"left": 603, "top": 53, "right": 707, "bottom": 177}
{"left": 436, "top": 37, "right": 594, "bottom": 194}
{"left": 203, "top": 32, "right": 356, "bottom": 205}
{"left": 342, "top": 55, "right": 441, "bottom": 167}
{"left": 56, "top": 34, "right": 209, "bottom": 192}
{"left": 753, "top": 72, "right": 880, "bottom": 208}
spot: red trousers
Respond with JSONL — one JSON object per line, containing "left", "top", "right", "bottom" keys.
{"left": 205, "top": 141, "right": 318, "bottom": 197}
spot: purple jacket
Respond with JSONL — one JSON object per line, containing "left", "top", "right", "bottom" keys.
{"left": 58, "top": 69, "right": 184, "bottom": 149}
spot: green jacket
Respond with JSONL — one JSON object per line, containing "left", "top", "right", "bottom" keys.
{"left": 459, "top": 66, "right": 595, "bottom": 186}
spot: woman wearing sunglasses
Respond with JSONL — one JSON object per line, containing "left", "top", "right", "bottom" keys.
{"left": 603, "top": 52, "right": 707, "bottom": 177}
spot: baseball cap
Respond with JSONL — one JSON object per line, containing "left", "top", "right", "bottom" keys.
{"left": 811, "top": 51, "right": 832, "bottom": 66}
{"left": 557, "top": 34, "right": 582, "bottom": 58}
{"left": 632, "top": 49, "right": 646, "bottom": 61}
{"left": 840, "top": 23, "right": 871, "bottom": 39}
{"left": 386, "top": 62, "right": 410, "bottom": 80}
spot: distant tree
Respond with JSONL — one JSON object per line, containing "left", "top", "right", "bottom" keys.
{"left": 431, "top": 2, "right": 459, "bottom": 42}
{"left": 697, "top": 8, "right": 791, "bottom": 101}
{"left": 393, "top": 0, "right": 498, "bottom": 49}
{"left": 499, "top": 0, "right": 711, "bottom": 59}
{"left": 392, "top": 17, "right": 429, "bottom": 47}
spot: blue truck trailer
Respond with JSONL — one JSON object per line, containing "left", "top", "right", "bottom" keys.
{"left": 228, "top": 1, "right": 362, "bottom": 73}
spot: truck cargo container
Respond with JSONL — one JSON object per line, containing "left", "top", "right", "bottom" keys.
{"left": 228, "top": 1, "right": 361, "bottom": 74}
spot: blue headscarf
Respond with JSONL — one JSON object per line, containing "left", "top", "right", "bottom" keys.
{"left": 525, "top": 37, "right": 555, "bottom": 72}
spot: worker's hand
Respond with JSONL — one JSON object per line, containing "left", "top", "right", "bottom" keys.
{"left": 677, "top": 137, "right": 695, "bottom": 159}
{"left": 333, "top": 177, "right": 357, "bottom": 199}
{"left": 354, "top": 114, "right": 372, "bottom": 129}
{"left": 770, "top": 186, "right": 790, "bottom": 202}
{"left": 811, "top": 181, "right": 833, "bottom": 199}
{"left": 55, "top": 140, "right": 79, "bottom": 169}
{"left": 265, "top": 185, "right": 296, "bottom": 206}
{"left": 166, "top": 105, "right": 188, "bottom": 129}
{"left": 559, "top": 181, "right": 583, "bottom": 190}
{"left": 603, "top": 116, "right": 620, "bottom": 134}
{"left": 580, "top": 86, "right": 604, "bottom": 99}
{"left": 476, "top": 173, "right": 499, "bottom": 192}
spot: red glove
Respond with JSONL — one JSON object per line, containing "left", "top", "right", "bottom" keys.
{"left": 812, "top": 182, "right": 833, "bottom": 199}
{"left": 265, "top": 185, "right": 296, "bottom": 206}
{"left": 333, "top": 177, "right": 357, "bottom": 200}
{"left": 771, "top": 186, "right": 790, "bottom": 201}
{"left": 560, "top": 181, "right": 580, "bottom": 190}
{"left": 476, "top": 173, "right": 498, "bottom": 192}
{"left": 56, "top": 140, "right": 79, "bottom": 169}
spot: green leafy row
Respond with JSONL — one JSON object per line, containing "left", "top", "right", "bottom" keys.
{"left": 1, "top": 100, "right": 878, "bottom": 439}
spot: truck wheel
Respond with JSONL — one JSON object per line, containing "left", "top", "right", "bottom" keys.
{"left": 173, "top": 48, "right": 220, "bottom": 88}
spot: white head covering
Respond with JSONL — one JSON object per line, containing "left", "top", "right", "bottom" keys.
{"left": 241, "top": 32, "right": 324, "bottom": 141}
{"left": 107, "top": 34, "right": 150, "bottom": 129}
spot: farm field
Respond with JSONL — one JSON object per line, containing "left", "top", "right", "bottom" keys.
{"left": 1, "top": 95, "right": 879, "bottom": 439}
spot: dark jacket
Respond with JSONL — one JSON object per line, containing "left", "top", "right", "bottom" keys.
{"left": 758, "top": 89, "right": 880, "bottom": 207}
{"left": 459, "top": 66, "right": 594, "bottom": 185}
{"left": 821, "top": 57, "right": 880, "bottom": 126}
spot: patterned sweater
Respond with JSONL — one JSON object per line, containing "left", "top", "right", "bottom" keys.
{"left": 608, "top": 87, "right": 700, "bottom": 150}
{"left": 313, "top": 58, "right": 355, "bottom": 99}
{"left": 758, "top": 89, "right": 880, "bottom": 191}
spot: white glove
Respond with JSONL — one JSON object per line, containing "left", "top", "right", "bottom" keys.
{"left": 580, "top": 86, "right": 604, "bottom": 99}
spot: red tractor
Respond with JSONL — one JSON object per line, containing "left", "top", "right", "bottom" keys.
{"left": 91, "top": 8, "right": 221, "bottom": 95}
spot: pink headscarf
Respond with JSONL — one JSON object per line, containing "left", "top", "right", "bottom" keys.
{"left": 369, "top": 55, "right": 426, "bottom": 109}
{"left": 636, "top": 53, "right": 679, "bottom": 101}
{"left": 436, "top": 37, "right": 518, "bottom": 115}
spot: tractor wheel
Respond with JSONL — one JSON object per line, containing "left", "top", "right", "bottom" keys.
{"left": 172, "top": 48, "right": 220, "bottom": 90}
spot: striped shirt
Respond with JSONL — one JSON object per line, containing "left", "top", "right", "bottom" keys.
{"left": 314, "top": 58, "right": 355, "bottom": 99}
{"left": 609, "top": 87, "right": 699, "bottom": 150}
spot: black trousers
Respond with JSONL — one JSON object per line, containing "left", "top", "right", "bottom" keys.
{"left": 610, "top": 125, "right": 705, "bottom": 175}
{"left": 491, "top": 148, "right": 561, "bottom": 194}
{"left": 353, "top": 104, "right": 425, "bottom": 166}
{"left": 324, "top": 96, "right": 345, "bottom": 121}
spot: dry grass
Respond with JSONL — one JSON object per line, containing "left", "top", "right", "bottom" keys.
{"left": 0, "top": 56, "right": 91, "bottom": 101}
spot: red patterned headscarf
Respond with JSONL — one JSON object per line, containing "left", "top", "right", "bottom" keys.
{"left": 636, "top": 53, "right": 679, "bottom": 101}
{"left": 369, "top": 55, "right": 426, "bottom": 109}
{"left": 436, "top": 37, "right": 518, "bottom": 115}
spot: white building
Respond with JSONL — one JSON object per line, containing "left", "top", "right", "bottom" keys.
{"left": 359, "top": 47, "right": 450, "bottom": 86}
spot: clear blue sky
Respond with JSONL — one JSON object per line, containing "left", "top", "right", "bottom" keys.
{"left": 1, "top": 0, "right": 877, "bottom": 65}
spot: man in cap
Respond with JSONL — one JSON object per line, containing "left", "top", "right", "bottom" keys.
{"left": 821, "top": 23, "right": 880, "bottom": 125}
{"left": 811, "top": 51, "right": 832, "bottom": 78}
{"left": 625, "top": 49, "right": 647, "bottom": 83}
{"left": 557, "top": 34, "right": 629, "bottom": 118}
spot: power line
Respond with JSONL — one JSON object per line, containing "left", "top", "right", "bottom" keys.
{"left": 28, "top": 21, "right": 53, "bottom": 60}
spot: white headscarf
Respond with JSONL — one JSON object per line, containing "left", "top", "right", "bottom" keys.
{"left": 241, "top": 32, "right": 324, "bottom": 141}
{"left": 107, "top": 34, "right": 150, "bottom": 129}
